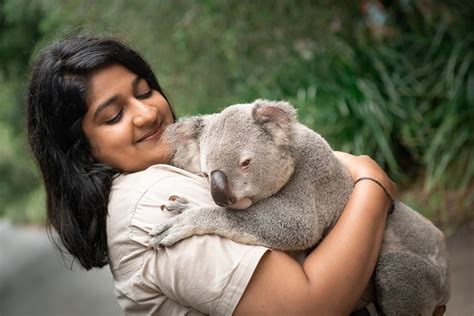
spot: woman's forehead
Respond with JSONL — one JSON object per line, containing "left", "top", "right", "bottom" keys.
{"left": 87, "top": 64, "right": 136, "bottom": 106}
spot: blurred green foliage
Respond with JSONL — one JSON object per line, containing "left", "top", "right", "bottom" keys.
{"left": 0, "top": 0, "right": 472, "bottom": 230}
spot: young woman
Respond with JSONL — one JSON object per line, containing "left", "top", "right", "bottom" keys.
{"left": 27, "top": 36, "right": 395, "bottom": 315}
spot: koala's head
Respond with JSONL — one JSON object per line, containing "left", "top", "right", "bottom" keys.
{"left": 199, "top": 99, "right": 297, "bottom": 209}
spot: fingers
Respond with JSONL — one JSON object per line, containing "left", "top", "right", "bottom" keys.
{"left": 334, "top": 151, "right": 397, "bottom": 198}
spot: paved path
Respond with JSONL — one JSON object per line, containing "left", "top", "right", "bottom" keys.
{"left": 0, "top": 221, "right": 121, "bottom": 316}
{"left": 1, "top": 220, "right": 473, "bottom": 315}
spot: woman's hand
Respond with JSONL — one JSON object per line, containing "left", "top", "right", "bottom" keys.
{"left": 334, "top": 151, "right": 398, "bottom": 199}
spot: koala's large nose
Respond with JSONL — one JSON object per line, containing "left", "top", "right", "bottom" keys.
{"left": 210, "top": 170, "right": 236, "bottom": 207}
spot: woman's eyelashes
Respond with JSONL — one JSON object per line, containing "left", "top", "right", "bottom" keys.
{"left": 135, "top": 79, "right": 153, "bottom": 99}
{"left": 105, "top": 109, "right": 124, "bottom": 125}
{"left": 136, "top": 88, "right": 152, "bottom": 99}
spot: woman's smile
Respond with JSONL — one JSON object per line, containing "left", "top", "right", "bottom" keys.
{"left": 137, "top": 121, "right": 164, "bottom": 143}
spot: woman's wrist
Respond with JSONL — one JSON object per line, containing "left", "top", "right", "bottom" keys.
{"left": 350, "top": 178, "right": 392, "bottom": 217}
{"left": 354, "top": 168, "right": 395, "bottom": 197}
{"left": 334, "top": 151, "right": 398, "bottom": 199}
{"left": 354, "top": 177, "right": 395, "bottom": 214}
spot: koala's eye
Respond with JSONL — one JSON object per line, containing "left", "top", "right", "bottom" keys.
{"left": 240, "top": 159, "right": 251, "bottom": 169}
{"left": 202, "top": 172, "right": 209, "bottom": 178}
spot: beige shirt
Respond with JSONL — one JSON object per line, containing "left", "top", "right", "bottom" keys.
{"left": 106, "top": 164, "right": 268, "bottom": 315}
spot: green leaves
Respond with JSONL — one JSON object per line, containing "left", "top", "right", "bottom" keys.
{"left": 296, "top": 6, "right": 473, "bottom": 196}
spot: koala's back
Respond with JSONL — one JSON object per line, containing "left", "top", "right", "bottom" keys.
{"left": 267, "top": 123, "right": 354, "bottom": 246}
{"left": 383, "top": 202, "right": 447, "bottom": 264}
{"left": 376, "top": 202, "right": 450, "bottom": 312}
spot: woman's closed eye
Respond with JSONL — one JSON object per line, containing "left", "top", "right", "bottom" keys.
{"left": 105, "top": 109, "right": 124, "bottom": 125}
{"left": 135, "top": 79, "right": 153, "bottom": 99}
{"left": 136, "top": 88, "right": 152, "bottom": 100}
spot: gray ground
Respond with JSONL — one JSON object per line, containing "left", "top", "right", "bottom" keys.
{"left": 0, "top": 219, "right": 473, "bottom": 316}
{"left": 0, "top": 221, "right": 121, "bottom": 316}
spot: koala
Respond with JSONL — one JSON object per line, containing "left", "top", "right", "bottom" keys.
{"left": 151, "top": 99, "right": 450, "bottom": 316}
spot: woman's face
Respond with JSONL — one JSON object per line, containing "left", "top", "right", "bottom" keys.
{"left": 82, "top": 64, "right": 174, "bottom": 172}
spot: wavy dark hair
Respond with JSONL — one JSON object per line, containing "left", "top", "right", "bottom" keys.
{"left": 27, "top": 36, "right": 172, "bottom": 270}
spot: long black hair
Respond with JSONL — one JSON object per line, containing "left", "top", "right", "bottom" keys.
{"left": 26, "top": 36, "right": 171, "bottom": 270}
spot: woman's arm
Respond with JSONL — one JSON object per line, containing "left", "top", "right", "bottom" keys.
{"left": 234, "top": 153, "right": 395, "bottom": 315}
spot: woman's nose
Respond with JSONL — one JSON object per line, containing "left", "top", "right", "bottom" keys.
{"left": 131, "top": 99, "right": 156, "bottom": 127}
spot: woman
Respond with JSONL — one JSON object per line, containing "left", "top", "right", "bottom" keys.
{"left": 27, "top": 36, "right": 395, "bottom": 315}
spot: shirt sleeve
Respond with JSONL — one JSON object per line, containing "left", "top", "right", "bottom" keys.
{"left": 120, "top": 170, "right": 268, "bottom": 316}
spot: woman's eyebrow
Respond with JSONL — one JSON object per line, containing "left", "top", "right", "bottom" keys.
{"left": 131, "top": 76, "right": 143, "bottom": 92}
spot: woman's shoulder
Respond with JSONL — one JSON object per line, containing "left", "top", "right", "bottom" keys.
{"left": 107, "top": 163, "right": 216, "bottom": 249}
{"left": 113, "top": 164, "right": 205, "bottom": 190}
{"left": 109, "top": 164, "right": 214, "bottom": 213}
{"left": 106, "top": 164, "right": 215, "bottom": 278}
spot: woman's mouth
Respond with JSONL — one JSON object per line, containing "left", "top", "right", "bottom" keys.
{"left": 138, "top": 123, "right": 164, "bottom": 142}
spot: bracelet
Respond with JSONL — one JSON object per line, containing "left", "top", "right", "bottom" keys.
{"left": 353, "top": 177, "right": 395, "bottom": 215}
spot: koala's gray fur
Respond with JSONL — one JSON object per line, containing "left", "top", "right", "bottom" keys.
{"left": 152, "top": 99, "right": 450, "bottom": 315}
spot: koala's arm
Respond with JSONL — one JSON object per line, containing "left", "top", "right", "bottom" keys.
{"left": 150, "top": 190, "right": 320, "bottom": 251}
{"left": 151, "top": 206, "right": 261, "bottom": 247}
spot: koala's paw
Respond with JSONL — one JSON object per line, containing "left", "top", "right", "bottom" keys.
{"left": 149, "top": 216, "right": 195, "bottom": 248}
{"left": 160, "top": 195, "right": 189, "bottom": 215}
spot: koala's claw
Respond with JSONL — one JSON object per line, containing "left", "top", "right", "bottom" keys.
{"left": 168, "top": 195, "right": 188, "bottom": 203}
{"left": 150, "top": 222, "right": 173, "bottom": 246}
{"left": 149, "top": 216, "right": 195, "bottom": 248}
{"left": 160, "top": 196, "right": 189, "bottom": 215}
{"left": 157, "top": 233, "right": 186, "bottom": 247}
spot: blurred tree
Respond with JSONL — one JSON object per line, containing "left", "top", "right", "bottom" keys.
{"left": 0, "top": 0, "right": 46, "bottom": 222}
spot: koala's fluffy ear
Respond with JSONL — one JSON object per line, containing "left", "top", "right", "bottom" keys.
{"left": 252, "top": 99, "right": 297, "bottom": 128}
{"left": 252, "top": 99, "right": 297, "bottom": 147}
{"left": 164, "top": 115, "right": 212, "bottom": 174}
